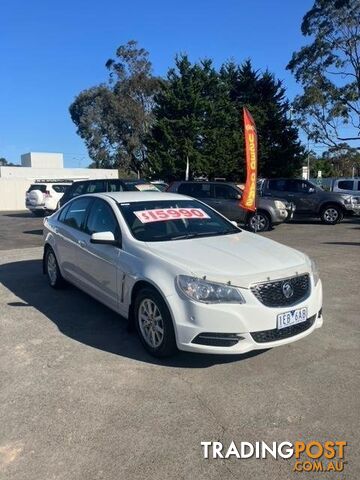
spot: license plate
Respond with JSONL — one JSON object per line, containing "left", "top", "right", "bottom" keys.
{"left": 277, "top": 307, "right": 307, "bottom": 330}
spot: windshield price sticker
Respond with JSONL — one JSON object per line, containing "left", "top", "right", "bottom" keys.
{"left": 134, "top": 208, "right": 210, "bottom": 223}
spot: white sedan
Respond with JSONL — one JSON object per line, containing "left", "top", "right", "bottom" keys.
{"left": 43, "top": 192, "right": 323, "bottom": 357}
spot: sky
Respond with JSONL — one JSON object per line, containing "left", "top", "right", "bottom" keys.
{"left": 1, "top": 0, "right": 315, "bottom": 167}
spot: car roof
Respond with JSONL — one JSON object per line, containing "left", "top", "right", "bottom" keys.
{"left": 71, "top": 178, "right": 148, "bottom": 184}
{"left": 173, "top": 180, "right": 236, "bottom": 185}
{"left": 86, "top": 191, "right": 191, "bottom": 203}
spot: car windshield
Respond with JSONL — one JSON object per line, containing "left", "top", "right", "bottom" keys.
{"left": 118, "top": 199, "right": 240, "bottom": 242}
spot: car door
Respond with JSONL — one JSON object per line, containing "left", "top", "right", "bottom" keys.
{"left": 56, "top": 197, "right": 93, "bottom": 279}
{"left": 76, "top": 198, "right": 122, "bottom": 311}
{"left": 212, "top": 184, "right": 246, "bottom": 221}
{"left": 286, "top": 180, "right": 318, "bottom": 213}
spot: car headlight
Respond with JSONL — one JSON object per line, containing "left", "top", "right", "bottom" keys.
{"left": 310, "top": 258, "right": 320, "bottom": 286}
{"left": 343, "top": 195, "right": 352, "bottom": 204}
{"left": 177, "top": 275, "right": 245, "bottom": 304}
{"left": 274, "top": 200, "right": 286, "bottom": 209}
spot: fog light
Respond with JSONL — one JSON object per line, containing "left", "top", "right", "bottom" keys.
{"left": 192, "top": 333, "right": 244, "bottom": 347}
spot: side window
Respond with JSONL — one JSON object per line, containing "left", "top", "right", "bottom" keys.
{"left": 107, "top": 180, "right": 123, "bottom": 192}
{"left": 85, "top": 180, "right": 105, "bottom": 193}
{"left": 178, "top": 183, "right": 194, "bottom": 195}
{"left": 62, "top": 198, "right": 92, "bottom": 231}
{"left": 297, "top": 181, "right": 312, "bottom": 193}
{"left": 198, "top": 183, "right": 212, "bottom": 198}
{"left": 214, "top": 185, "right": 237, "bottom": 199}
{"left": 69, "top": 182, "right": 85, "bottom": 199}
{"left": 52, "top": 185, "right": 70, "bottom": 193}
{"left": 284, "top": 180, "right": 300, "bottom": 193}
{"left": 268, "top": 179, "right": 287, "bottom": 191}
{"left": 58, "top": 204, "right": 70, "bottom": 222}
{"left": 337, "top": 180, "right": 354, "bottom": 190}
{"left": 85, "top": 199, "right": 120, "bottom": 238}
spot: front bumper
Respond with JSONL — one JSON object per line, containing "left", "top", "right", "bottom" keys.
{"left": 345, "top": 203, "right": 360, "bottom": 215}
{"left": 26, "top": 205, "right": 46, "bottom": 211}
{"left": 168, "top": 279, "right": 323, "bottom": 354}
{"left": 271, "top": 208, "right": 288, "bottom": 225}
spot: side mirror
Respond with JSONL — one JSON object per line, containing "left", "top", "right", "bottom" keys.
{"left": 90, "top": 231, "right": 120, "bottom": 246}
{"left": 231, "top": 221, "right": 239, "bottom": 227}
{"left": 308, "top": 187, "right": 316, "bottom": 194}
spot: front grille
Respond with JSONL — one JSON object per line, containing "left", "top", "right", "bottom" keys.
{"left": 251, "top": 315, "right": 316, "bottom": 343}
{"left": 251, "top": 274, "right": 310, "bottom": 307}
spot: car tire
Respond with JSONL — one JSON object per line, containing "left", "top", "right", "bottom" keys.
{"left": 45, "top": 247, "right": 65, "bottom": 289}
{"left": 247, "top": 211, "right": 271, "bottom": 232}
{"left": 320, "top": 205, "right": 343, "bottom": 225}
{"left": 134, "top": 287, "right": 177, "bottom": 357}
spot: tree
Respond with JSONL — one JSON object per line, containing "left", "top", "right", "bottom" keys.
{"left": 147, "top": 55, "right": 242, "bottom": 180}
{"left": 287, "top": 0, "right": 360, "bottom": 151}
{"left": 148, "top": 57, "right": 303, "bottom": 180}
{"left": 69, "top": 41, "right": 159, "bottom": 172}
{"left": 221, "top": 60, "right": 305, "bottom": 177}
{"left": 0, "top": 157, "right": 18, "bottom": 166}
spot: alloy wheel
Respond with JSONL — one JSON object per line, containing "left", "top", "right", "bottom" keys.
{"left": 250, "top": 214, "right": 267, "bottom": 232}
{"left": 47, "top": 252, "right": 58, "bottom": 285}
{"left": 138, "top": 298, "right": 164, "bottom": 348}
{"left": 323, "top": 208, "right": 339, "bottom": 223}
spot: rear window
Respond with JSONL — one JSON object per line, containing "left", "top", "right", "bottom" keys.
{"left": 52, "top": 184, "right": 70, "bottom": 193}
{"left": 28, "top": 184, "right": 47, "bottom": 193}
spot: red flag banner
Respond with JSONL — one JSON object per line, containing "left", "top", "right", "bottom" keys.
{"left": 240, "top": 107, "right": 258, "bottom": 212}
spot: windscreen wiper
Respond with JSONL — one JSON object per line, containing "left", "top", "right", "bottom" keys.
{"left": 169, "top": 230, "right": 237, "bottom": 240}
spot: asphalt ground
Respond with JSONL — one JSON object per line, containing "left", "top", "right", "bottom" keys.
{"left": 0, "top": 211, "right": 359, "bottom": 479}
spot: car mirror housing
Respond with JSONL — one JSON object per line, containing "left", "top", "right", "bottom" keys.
{"left": 90, "top": 231, "right": 120, "bottom": 247}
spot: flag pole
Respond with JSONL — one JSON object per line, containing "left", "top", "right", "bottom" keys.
{"left": 185, "top": 155, "right": 189, "bottom": 181}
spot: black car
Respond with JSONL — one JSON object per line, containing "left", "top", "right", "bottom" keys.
{"left": 258, "top": 178, "right": 360, "bottom": 224}
{"left": 167, "top": 181, "right": 293, "bottom": 232}
{"left": 59, "top": 178, "right": 159, "bottom": 208}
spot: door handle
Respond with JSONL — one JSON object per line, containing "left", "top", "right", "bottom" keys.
{"left": 77, "top": 240, "right": 86, "bottom": 248}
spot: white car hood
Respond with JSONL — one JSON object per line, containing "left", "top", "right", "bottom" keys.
{"left": 147, "top": 231, "right": 309, "bottom": 288}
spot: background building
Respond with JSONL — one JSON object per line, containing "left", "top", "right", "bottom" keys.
{"left": 0, "top": 152, "right": 118, "bottom": 211}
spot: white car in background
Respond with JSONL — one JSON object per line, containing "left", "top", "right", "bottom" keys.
{"left": 26, "top": 182, "right": 71, "bottom": 216}
{"left": 43, "top": 192, "right": 323, "bottom": 357}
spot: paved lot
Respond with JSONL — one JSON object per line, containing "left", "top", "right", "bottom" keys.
{"left": 0, "top": 212, "right": 359, "bottom": 479}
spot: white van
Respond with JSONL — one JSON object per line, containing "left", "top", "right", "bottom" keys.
{"left": 331, "top": 178, "right": 360, "bottom": 195}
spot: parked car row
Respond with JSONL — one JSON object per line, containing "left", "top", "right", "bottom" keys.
{"left": 27, "top": 177, "right": 360, "bottom": 232}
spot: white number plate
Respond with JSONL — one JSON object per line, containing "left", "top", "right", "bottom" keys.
{"left": 277, "top": 307, "right": 307, "bottom": 330}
